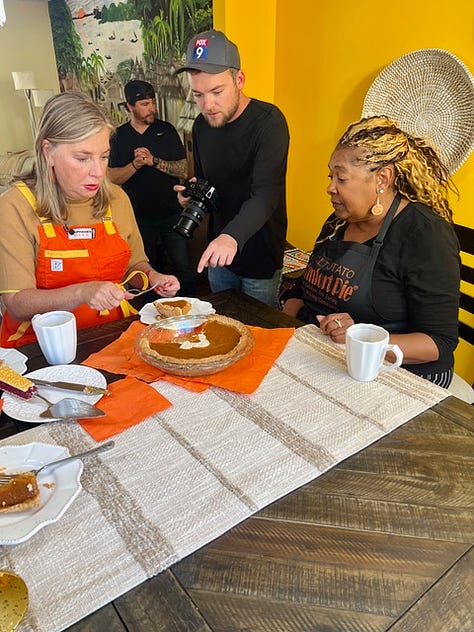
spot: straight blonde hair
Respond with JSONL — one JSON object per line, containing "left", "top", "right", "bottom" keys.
{"left": 33, "top": 91, "right": 114, "bottom": 222}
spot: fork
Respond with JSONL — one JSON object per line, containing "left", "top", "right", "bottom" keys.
{"left": 0, "top": 440, "right": 114, "bottom": 484}
{"left": 125, "top": 279, "right": 163, "bottom": 297}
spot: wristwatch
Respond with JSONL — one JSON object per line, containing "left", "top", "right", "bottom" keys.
{"left": 153, "top": 156, "right": 160, "bottom": 167}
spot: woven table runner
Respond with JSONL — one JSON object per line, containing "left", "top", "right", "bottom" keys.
{"left": 2, "top": 325, "right": 448, "bottom": 632}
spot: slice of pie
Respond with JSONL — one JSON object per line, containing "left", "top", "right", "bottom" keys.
{"left": 0, "top": 472, "right": 40, "bottom": 513}
{"left": 154, "top": 299, "right": 192, "bottom": 318}
{"left": 137, "top": 314, "right": 254, "bottom": 376}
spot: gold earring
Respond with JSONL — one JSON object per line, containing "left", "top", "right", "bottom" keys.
{"left": 49, "top": 165, "right": 56, "bottom": 183}
{"left": 371, "top": 189, "right": 384, "bottom": 216}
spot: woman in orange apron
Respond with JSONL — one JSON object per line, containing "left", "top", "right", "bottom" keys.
{"left": 0, "top": 91, "right": 180, "bottom": 348}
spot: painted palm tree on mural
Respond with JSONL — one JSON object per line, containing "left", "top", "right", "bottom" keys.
{"left": 137, "top": 0, "right": 211, "bottom": 66}
{"left": 80, "top": 52, "right": 107, "bottom": 101}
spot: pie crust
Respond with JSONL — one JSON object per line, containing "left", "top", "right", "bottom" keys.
{"left": 154, "top": 299, "right": 192, "bottom": 318}
{"left": 136, "top": 314, "right": 254, "bottom": 376}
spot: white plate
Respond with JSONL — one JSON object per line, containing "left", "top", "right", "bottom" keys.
{"left": 0, "top": 442, "right": 82, "bottom": 545}
{"left": 0, "top": 348, "right": 28, "bottom": 375}
{"left": 1, "top": 365, "right": 107, "bottom": 423}
{"left": 139, "top": 297, "right": 215, "bottom": 325}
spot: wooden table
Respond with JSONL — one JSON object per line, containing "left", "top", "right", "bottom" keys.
{"left": 2, "top": 290, "right": 473, "bottom": 631}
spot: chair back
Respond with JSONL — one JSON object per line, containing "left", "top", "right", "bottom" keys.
{"left": 454, "top": 223, "right": 474, "bottom": 348}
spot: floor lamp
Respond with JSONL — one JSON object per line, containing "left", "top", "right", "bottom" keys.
{"left": 32, "top": 89, "right": 54, "bottom": 110}
{"left": 12, "top": 71, "right": 38, "bottom": 140}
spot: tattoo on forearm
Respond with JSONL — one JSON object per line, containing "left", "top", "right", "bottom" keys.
{"left": 156, "top": 158, "right": 188, "bottom": 179}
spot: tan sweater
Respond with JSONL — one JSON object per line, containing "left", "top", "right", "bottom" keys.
{"left": 0, "top": 183, "right": 148, "bottom": 295}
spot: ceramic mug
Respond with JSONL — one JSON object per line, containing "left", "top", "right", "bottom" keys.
{"left": 31, "top": 311, "right": 77, "bottom": 365}
{"left": 346, "top": 323, "right": 403, "bottom": 381}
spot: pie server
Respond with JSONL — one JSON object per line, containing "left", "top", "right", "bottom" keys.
{"left": 0, "top": 571, "right": 28, "bottom": 631}
{"left": 30, "top": 378, "right": 110, "bottom": 396}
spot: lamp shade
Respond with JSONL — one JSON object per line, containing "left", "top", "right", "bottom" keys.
{"left": 32, "top": 89, "right": 54, "bottom": 107}
{"left": 12, "top": 71, "right": 37, "bottom": 90}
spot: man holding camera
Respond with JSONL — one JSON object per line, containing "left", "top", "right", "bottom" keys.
{"left": 108, "top": 80, "right": 196, "bottom": 296}
{"left": 175, "top": 30, "right": 289, "bottom": 307}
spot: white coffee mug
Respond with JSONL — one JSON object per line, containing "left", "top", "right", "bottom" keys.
{"left": 346, "top": 323, "right": 403, "bottom": 382}
{"left": 31, "top": 311, "right": 77, "bottom": 365}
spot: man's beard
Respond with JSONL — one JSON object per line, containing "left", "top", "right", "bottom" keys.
{"left": 203, "top": 95, "right": 240, "bottom": 128}
{"left": 138, "top": 113, "right": 155, "bottom": 125}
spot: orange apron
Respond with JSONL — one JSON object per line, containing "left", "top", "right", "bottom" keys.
{"left": 0, "top": 183, "right": 137, "bottom": 348}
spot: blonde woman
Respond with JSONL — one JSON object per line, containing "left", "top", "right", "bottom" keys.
{"left": 0, "top": 91, "right": 179, "bottom": 348}
{"left": 283, "top": 116, "right": 460, "bottom": 386}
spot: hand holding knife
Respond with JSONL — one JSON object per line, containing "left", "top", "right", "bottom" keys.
{"left": 30, "top": 378, "right": 111, "bottom": 396}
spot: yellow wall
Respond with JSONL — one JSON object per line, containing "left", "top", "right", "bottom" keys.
{"left": 215, "top": 0, "right": 474, "bottom": 384}
{"left": 216, "top": 0, "right": 277, "bottom": 102}
{"left": 0, "top": 0, "right": 59, "bottom": 153}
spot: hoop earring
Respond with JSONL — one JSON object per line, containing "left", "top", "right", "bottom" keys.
{"left": 49, "top": 165, "right": 56, "bottom": 183}
{"left": 371, "top": 189, "right": 384, "bottom": 216}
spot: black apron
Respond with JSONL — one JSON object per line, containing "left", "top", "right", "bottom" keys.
{"left": 299, "top": 195, "right": 407, "bottom": 332}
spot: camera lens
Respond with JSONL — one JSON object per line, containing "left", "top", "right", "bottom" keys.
{"left": 173, "top": 202, "right": 206, "bottom": 239}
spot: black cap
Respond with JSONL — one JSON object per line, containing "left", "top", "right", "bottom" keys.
{"left": 124, "top": 80, "right": 156, "bottom": 105}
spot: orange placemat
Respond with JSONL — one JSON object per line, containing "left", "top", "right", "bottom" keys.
{"left": 83, "top": 320, "right": 294, "bottom": 395}
{"left": 79, "top": 376, "right": 172, "bottom": 441}
{"left": 82, "top": 321, "right": 162, "bottom": 381}
{"left": 163, "top": 326, "right": 294, "bottom": 394}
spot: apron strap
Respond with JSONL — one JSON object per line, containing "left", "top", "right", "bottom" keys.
{"left": 7, "top": 320, "right": 32, "bottom": 343}
{"left": 15, "top": 181, "right": 57, "bottom": 237}
{"left": 102, "top": 207, "right": 116, "bottom": 234}
{"left": 370, "top": 193, "right": 401, "bottom": 259}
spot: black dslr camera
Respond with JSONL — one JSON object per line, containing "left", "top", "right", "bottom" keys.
{"left": 174, "top": 179, "right": 219, "bottom": 239}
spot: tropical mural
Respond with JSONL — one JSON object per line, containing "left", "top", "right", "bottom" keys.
{"left": 47, "top": 0, "right": 213, "bottom": 130}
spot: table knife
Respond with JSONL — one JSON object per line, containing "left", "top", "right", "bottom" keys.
{"left": 30, "top": 378, "right": 111, "bottom": 396}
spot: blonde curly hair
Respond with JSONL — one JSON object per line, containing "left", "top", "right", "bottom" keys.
{"left": 318, "top": 116, "right": 456, "bottom": 243}
{"left": 340, "top": 116, "right": 455, "bottom": 220}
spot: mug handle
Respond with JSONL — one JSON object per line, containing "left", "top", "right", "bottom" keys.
{"left": 380, "top": 344, "right": 403, "bottom": 372}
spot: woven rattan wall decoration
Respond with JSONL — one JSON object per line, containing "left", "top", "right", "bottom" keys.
{"left": 362, "top": 49, "right": 474, "bottom": 175}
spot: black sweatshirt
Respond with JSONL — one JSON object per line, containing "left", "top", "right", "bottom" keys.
{"left": 192, "top": 99, "right": 289, "bottom": 279}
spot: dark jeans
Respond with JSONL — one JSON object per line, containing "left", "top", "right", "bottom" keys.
{"left": 138, "top": 215, "right": 197, "bottom": 297}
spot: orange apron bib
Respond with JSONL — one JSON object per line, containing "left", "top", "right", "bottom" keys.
{"left": 0, "top": 183, "right": 137, "bottom": 348}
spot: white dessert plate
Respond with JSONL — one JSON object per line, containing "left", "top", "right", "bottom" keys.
{"left": 139, "top": 297, "right": 215, "bottom": 325}
{"left": 0, "top": 348, "right": 28, "bottom": 375}
{"left": 0, "top": 442, "right": 82, "bottom": 545}
{"left": 1, "top": 365, "right": 107, "bottom": 423}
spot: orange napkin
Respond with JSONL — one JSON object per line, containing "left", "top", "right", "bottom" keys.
{"left": 82, "top": 321, "right": 164, "bottom": 382}
{"left": 79, "top": 376, "right": 172, "bottom": 441}
{"left": 83, "top": 320, "right": 294, "bottom": 395}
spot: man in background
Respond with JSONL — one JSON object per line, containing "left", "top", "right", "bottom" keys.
{"left": 109, "top": 80, "right": 196, "bottom": 296}
{"left": 175, "top": 30, "right": 289, "bottom": 307}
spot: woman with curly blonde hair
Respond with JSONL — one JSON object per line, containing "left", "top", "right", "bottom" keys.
{"left": 0, "top": 91, "right": 179, "bottom": 348}
{"left": 283, "top": 116, "right": 460, "bottom": 386}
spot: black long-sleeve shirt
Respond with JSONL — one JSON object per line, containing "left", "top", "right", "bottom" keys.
{"left": 288, "top": 202, "right": 461, "bottom": 376}
{"left": 192, "top": 98, "right": 289, "bottom": 278}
